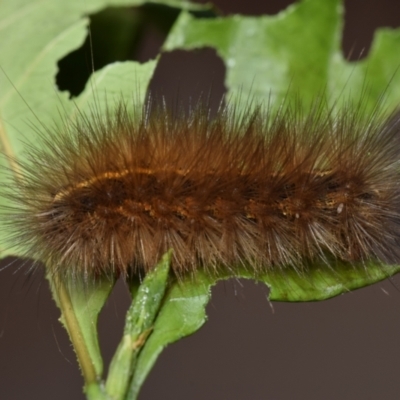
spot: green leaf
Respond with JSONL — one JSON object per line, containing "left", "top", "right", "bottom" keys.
{"left": 130, "top": 271, "right": 212, "bottom": 396}
{"left": 130, "top": 260, "right": 400, "bottom": 392}
{"left": 330, "top": 28, "right": 400, "bottom": 110}
{"left": 0, "top": 0, "right": 209, "bottom": 158}
{"left": 164, "top": 0, "right": 400, "bottom": 111}
{"left": 164, "top": 0, "right": 342, "bottom": 108}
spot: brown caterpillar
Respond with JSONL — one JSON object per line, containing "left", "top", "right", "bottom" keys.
{"left": 4, "top": 97, "right": 400, "bottom": 279}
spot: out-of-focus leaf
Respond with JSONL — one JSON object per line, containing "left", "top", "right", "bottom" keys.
{"left": 164, "top": 0, "right": 400, "bottom": 111}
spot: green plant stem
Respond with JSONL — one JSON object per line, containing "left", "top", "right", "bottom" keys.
{"left": 86, "top": 383, "right": 111, "bottom": 400}
{"left": 105, "top": 251, "right": 171, "bottom": 400}
{"left": 56, "top": 281, "right": 98, "bottom": 385}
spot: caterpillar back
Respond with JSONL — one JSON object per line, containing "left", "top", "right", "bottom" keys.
{"left": 3, "top": 98, "right": 400, "bottom": 279}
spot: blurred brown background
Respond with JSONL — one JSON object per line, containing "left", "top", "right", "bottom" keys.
{"left": 2, "top": 0, "right": 400, "bottom": 399}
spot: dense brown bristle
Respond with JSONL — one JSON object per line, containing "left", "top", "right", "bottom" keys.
{"left": 3, "top": 99, "right": 400, "bottom": 279}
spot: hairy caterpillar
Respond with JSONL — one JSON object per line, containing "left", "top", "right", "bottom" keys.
{"left": 3, "top": 94, "right": 400, "bottom": 280}
{"left": 2, "top": 0, "right": 400, "bottom": 283}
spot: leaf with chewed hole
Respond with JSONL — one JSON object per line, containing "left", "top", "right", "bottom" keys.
{"left": 164, "top": 0, "right": 400, "bottom": 111}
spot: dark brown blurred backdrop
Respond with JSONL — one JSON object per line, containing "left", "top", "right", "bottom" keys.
{"left": 2, "top": 1, "right": 400, "bottom": 399}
